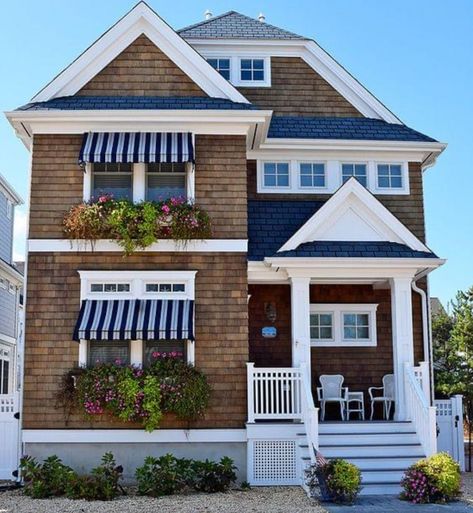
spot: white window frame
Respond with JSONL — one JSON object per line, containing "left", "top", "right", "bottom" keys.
{"left": 236, "top": 57, "right": 269, "bottom": 86}
{"left": 259, "top": 161, "right": 291, "bottom": 191}
{"left": 83, "top": 162, "right": 195, "bottom": 203}
{"left": 78, "top": 270, "right": 197, "bottom": 367}
{"left": 206, "top": 57, "right": 231, "bottom": 80}
{"left": 310, "top": 304, "right": 378, "bottom": 347}
{"left": 310, "top": 311, "right": 335, "bottom": 342}
{"left": 340, "top": 161, "right": 369, "bottom": 188}
{"left": 298, "top": 161, "right": 328, "bottom": 191}
{"left": 0, "top": 343, "right": 13, "bottom": 395}
{"left": 89, "top": 282, "right": 132, "bottom": 295}
{"left": 373, "top": 162, "right": 409, "bottom": 194}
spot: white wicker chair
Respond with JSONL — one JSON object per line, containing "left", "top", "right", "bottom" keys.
{"left": 317, "top": 374, "right": 348, "bottom": 421}
{"left": 369, "top": 374, "right": 395, "bottom": 420}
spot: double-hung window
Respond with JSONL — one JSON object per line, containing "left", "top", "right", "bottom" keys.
{"left": 207, "top": 58, "right": 230, "bottom": 80}
{"left": 342, "top": 163, "right": 368, "bottom": 187}
{"left": 262, "top": 162, "right": 290, "bottom": 188}
{"left": 146, "top": 163, "right": 187, "bottom": 201}
{"left": 240, "top": 59, "right": 265, "bottom": 82}
{"left": 88, "top": 340, "right": 130, "bottom": 367}
{"left": 377, "top": 164, "right": 403, "bottom": 189}
{"left": 300, "top": 163, "right": 326, "bottom": 188}
{"left": 92, "top": 163, "right": 133, "bottom": 200}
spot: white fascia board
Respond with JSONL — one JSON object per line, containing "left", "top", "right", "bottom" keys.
{"left": 79, "top": 270, "right": 197, "bottom": 281}
{"left": 0, "top": 260, "right": 24, "bottom": 286}
{"left": 278, "top": 178, "right": 432, "bottom": 253}
{"left": 28, "top": 239, "right": 248, "bottom": 253}
{"left": 22, "top": 428, "right": 247, "bottom": 444}
{"left": 0, "top": 333, "right": 17, "bottom": 346}
{"left": 190, "top": 38, "right": 402, "bottom": 123}
{"left": 31, "top": 3, "right": 249, "bottom": 104}
{"left": 0, "top": 173, "right": 23, "bottom": 205}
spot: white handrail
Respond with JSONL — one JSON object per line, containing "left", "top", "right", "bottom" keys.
{"left": 300, "top": 362, "right": 319, "bottom": 463}
{"left": 404, "top": 363, "right": 437, "bottom": 456}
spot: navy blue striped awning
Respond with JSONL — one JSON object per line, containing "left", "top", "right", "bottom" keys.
{"left": 73, "top": 299, "right": 194, "bottom": 341}
{"left": 79, "top": 132, "right": 194, "bottom": 164}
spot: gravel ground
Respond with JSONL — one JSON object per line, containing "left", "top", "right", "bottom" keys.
{"left": 0, "top": 486, "right": 327, "bottom": 513}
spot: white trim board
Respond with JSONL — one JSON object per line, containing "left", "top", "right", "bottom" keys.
{"left": 28, "top": 239, "right": 248, "bottom": 253}
{"left": 30, "top": 3, "right": 248, "bottom": 104}
{"left": 22, "top": 429, "right": 247, "bottom": 444}
{"left": 278, "top": 178, "right": 431, "bottom": 253}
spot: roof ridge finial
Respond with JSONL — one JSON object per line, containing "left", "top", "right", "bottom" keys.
{"left": 204, "top": 9, "right": 213, "bottom": 20}
{"left": 258, "top": 12, "right": 266, "bottom": 23}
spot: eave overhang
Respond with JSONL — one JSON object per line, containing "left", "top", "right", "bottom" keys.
{"left": 0, "top": 259, "right": 24, "bottom": 286}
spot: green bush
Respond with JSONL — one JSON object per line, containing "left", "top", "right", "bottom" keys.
{"left": 192, "top": 457, "right": 237, "bottom": 493}
{"left": 401, "top": 452, "right": 461, "bottom": 503}
{"left": 135, "top": 454, "right": 192, "bottom": 497}
{"left": 20, "top": 455, "right": 75, "bottom": 499}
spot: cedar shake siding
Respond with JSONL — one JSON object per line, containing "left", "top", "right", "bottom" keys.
{"left": 247, "top": 161, "right": 426, "bottom": 242}
{"left": 76, "top": 35, "right": 207, "bottom": 97}
{"left": 23, "top": 252, "right": 248, "bottom": 429}
{"left": 249, "top": 284, "right": 425, "bottom": 398}
{"left": 29, "top": 134, "right": 248, "bottom": 240}
{"left": 238, "top": 57, "right": 363, "bottom": 117}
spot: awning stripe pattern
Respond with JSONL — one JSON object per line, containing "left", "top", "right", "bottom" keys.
{"left": 79, "top": 132, "right": 194, "bottom": 164}
{"left": 73, "top": 299, "right": 194, "bottom": 341}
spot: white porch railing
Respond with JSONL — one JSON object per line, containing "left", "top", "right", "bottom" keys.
{"left": 404, "top": 363, "right": 437, "bottom": 456}
{"left": 300, "top": 363, "right": 319, "bottom": 463}
{"left": 413, "top": 361, "right": 431, "bottom": 400}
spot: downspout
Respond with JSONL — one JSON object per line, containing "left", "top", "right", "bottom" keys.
{"left": 412, "top": 280, "right": 434, "bottom": 404}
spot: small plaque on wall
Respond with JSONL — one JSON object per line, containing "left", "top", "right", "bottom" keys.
{"left": 262, "top": 326, "right": 277, "bottom": 338}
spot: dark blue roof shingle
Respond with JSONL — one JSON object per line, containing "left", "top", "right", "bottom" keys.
{"left": 248, "top": 200, "right": 437, "bottom": 261}
{"left": 178, "top": 11, "right": 306, "bottom": 40}
{"left": 17, "top": 96, "right": 257, "bottom": 111}
{"left": 268, "top": 116, "right": 437, "bottom": 143}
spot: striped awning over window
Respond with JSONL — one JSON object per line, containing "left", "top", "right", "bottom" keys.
{"left": 73, "top": 299, "right": 194, "bottom": 341}
{"left": 79, "top": 132, "right": 194, "bottom": 164}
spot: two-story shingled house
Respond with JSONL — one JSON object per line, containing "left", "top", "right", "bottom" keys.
{"left": 6, "top": 3, "right": 447, "bottom": 494}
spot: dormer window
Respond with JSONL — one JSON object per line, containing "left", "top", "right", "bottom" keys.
{"left": 240, "top": 59, "right": 265, "bottom": 82}
{"left": 207, "top": 58, "right": 230, "bottom": 80}
{"left": 342, "top": 163, "right": 368, "bottom": 187}
{"left": 92, "top": 163, "right": 133, "bottom": 201}
{"left": 377, "top": 164, "right": 403, "bottom": 189}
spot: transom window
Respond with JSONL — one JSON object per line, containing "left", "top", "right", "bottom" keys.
{"left": 300, "top": 163, "right": 326, "bottom": 188}
{"left": 263, "top": 162, "right": 290, "bottom": 188}
{"left": 240, "top": 59, "right": 265, "bottom": 81}
{"left": 310, "top": 313, "right": 333, "bottom": 340}
{"left": 342, "top": 163, "right": 367, "bottom": 187}
{"left": 145, "top": 283, "right": 186, "bottom": 293}
{"left": 90, "top": 283, "right": 131, "bottom": 293}
{"left": 377, "top": 164, "right": 403, "bottom": 189}
{"left": 207, "top": 58, "right": 230, "bottom": 80}
{"left": 343, "top": 313, "right": 370, "bottom": 340}
{"left": 146, "top": 163, "right": 187, "bottom": 201}
{"left": 92, "top": 163, "right": 133, "bottom": 200}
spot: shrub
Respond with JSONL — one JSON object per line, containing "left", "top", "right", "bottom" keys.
{"left": 401, "top": 452, "right": 461, "bottom": 503}
{"left": 20, "top": 455, "right": 75, "bottom": 499}
{"left": 63, "top": 196, "right": 212, "bottom": 255}
{"left": 135, "top": 454, "right": 193, "bottom": 496}
{"left": 65, "top": 452, "right": 123, "bottom": 501}
{"left": 306, "top": 459, "right": 361, "bottom": 504}
{"left": 192, "top": 457, "right": 237, "bottom": 493}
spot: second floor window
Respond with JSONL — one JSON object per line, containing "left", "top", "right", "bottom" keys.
{"left": 377, "top": 164, "right": 403, "bottom": 189}
{"left": 240, "top": 59, "right": 265, "bottom": 82}
{"left": 342, "top": 163, "right": 367, "bottom": 187}
{"left": 92, "top": 163, "right": 133, "bottom": 201}
{"left": 207, "top": 58, "right": 230, "bottom": 80}
{"left": 146, "top": 163, "right": 187, "bottom": 201}
{"left": 300, "top": 163, "right": 326, "bottom": 188}
{"left": 263, "top": 162, "right": 290, "bottom": 188}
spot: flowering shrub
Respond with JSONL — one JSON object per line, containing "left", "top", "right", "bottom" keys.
{"left": 63, "top": 195, "right": 211, "bottom": 254}
{"left": 400, "top": 452, "right": 461, "bottom": 503}
{"left": 58, "top": 353, "right": 211, "bottom": 431}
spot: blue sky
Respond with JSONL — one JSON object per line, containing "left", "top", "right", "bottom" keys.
{"left": 1, "top": 0, "right": 472, "bottom": 305}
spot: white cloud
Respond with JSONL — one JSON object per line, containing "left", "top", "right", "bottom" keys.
{"left": 13, "top": 207, "right": 27, "bottom": 262}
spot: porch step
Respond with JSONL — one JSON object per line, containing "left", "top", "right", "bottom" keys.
{"left": 342, "top": 456, "right": 422, "bottom": 470}
{"left": 319, "top": 432, "right": 418, "bottom": 446}
{"left": 320, "top": 443, "right": 424, "bottom": 458}
{"left": 360, "top": 483, "right": 402, "bottom": 496}
{"left": 319, "top": 421, "right": 414, "bottom": 434}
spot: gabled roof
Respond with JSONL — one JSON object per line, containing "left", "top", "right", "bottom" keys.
{"left": 30, "top": 2, "right": 249, "bottom": 104}
{"left": 268, "top": 117, "right": 437, "bottom": 143}
{"left": 178, "top": 11, "right": 306, "bottom": 40}
{"left": 0, "top": 172, "right": 23, "bottom": 205}
{"left": 17, "top": 96, "right": 257, "bottom": 112}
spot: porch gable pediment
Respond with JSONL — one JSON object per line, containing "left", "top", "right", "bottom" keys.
{"left": 278, "top": 178, "right": 430, "bottom": 254}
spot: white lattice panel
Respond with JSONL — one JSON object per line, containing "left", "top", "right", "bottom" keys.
{"left": 250, "top": 440, "right": 298, "bottom": 485}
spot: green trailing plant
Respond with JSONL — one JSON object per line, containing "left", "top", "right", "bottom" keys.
{"left": 135, "top": 454, "right": 193, "bottom": 496}
{"left": 63, "top": 195, "right": 211, "bottom": 255}
{"left": 192, "top": 457, "right": 237, "bottom": 493}
{"left": 401, "top": 453, "right": 461, "bottom": 503}
{"left": 20, "top": 455, "right": 75, "bottom": 499}
{"left": 57, "top": 353, "right": 210, "bottom": 432}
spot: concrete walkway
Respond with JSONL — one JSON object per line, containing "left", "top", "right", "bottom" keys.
{"left": 324, "top": 497, "right": 472, "bottom": 513}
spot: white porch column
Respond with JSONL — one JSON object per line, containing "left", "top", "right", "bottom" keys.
{"left": 290, "top": 276, "right": 311, "bottom": 372}
{"left": 390, "top": 277, "right": 415, "bottom": 421}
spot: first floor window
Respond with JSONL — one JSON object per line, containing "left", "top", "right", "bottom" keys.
{"left": 0, "top": 347, "right": 11, "bottom": 394}
{"left": 146, "top": 163, "right": 187, "bottom": 201}
{"left": 300, "top": 163, "right": 325, "bottom": 188}
{"left": 207, "top": 58, "right": 230, "bottom": 80}
{"left": 240, "top": 59, "right": 265, "bottom": 81}
{"left": 342, "top": 163, "right": 367, "bottom": 187}
{"left": 343, "top": 313, "right": 370, "bottom": 340}
{"left": 88, "top": 340, "right": 130, "bottom": 366}
{"left": 263, "top": 162, "right": 289, "bottom": 188}
{"left": 377, "top": 164, "right": 403, "bottom": 189}
{"left": 143, "top": 340, "right": 186, "bottom": 367}
{"left": 310, "top": 313, "right": 333, "bottom": 340}
{"left": 92, "top": 163, "right": 133, "bottom": 200}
